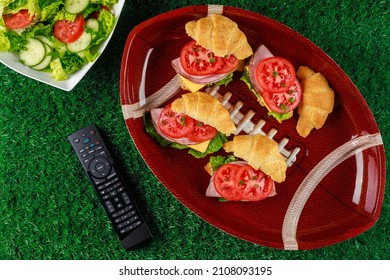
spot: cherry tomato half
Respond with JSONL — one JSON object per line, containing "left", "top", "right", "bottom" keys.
{"left": 53, "top": 14, "right": 85, "bottom": 44}
{"left": 256, "top": 57, "right": 296, "bottom": 93}
{"left": 3, "top": 10, "right": 33, "bottom": 30}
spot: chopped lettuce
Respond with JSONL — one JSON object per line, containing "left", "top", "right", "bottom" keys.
{"left": 143, "top": 112, "right": 228, "bottom": 159}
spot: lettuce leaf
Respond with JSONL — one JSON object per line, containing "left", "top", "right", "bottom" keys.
{"left": 143, "top": 112, "right": 228, "bottom": 158}
{"left": 209, "top": 155, "right": 236, "bottom": 173}
{"left": 93, "top": 9, "right": 115, "bottom": 45}
{"left": 50, "top": 58, "right": 67, "bottom": 80}
{"left": 39, "top": 0, "right": 63, "bottom": 21}
{"left": 208, "top": 72, "right": 234, "bottom": 87}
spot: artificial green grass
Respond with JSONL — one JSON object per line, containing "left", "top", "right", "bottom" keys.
{"left": 0, "top": 0, "right": 389, "bottom": 260}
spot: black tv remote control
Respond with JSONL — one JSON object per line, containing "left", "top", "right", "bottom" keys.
{"left": 68, "top": 124, "right": 152, "bottom": 250}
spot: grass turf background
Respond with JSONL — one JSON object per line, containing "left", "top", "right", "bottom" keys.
{"left": 0, "top": 0, "right": 389, "bottom": 260}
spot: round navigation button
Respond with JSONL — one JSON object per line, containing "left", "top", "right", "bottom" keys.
{"left": 89, "top": 157, "right": 111, "bottom": 178}
{"left": 95, "top": 162, "right": 105, "bottom": 173}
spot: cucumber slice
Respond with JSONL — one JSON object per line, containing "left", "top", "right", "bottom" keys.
{"left": 66, "top": 31, "right": 92, "bottom": 53}
{"left": 85, "top": 18, "right": 99, "bottom": 32}
{"left": 32, "top": 43, "right": 52, "bottom": 71}
{"left": 19, "top": 38, "right": 46, "bottom": 67}
{"left": 64, "top": 0, "right": 90, "bottom": 14}
{"left": 35, "top": 35, "right": 55, "bottom": 48}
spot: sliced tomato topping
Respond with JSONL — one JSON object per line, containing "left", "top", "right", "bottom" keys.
{"left": 3, "top": 10, "right": 33, "bottom": 30}
{"left": 157, "top": 104, "right": 194, "bottom": 139}
{"left": 262, "top": 79, "right": 302, "bottom": 114}
{"left": 214, "top": 163, "right": 275, "bottom": 201}
{"left": 214, "top": 164, "right": 242, "bottom": 201}
{"left": 256, "top": 57, "right": 296, "bottom": 93}
{"left": 180, "top": 40, "right": 223, "bottom": 75}
{"left": 53, "top": 14, "right": 85, "bottom": 44}
{"left": 215, "top": 54, "right": 240, "bottom": 74}
{"left": 235, "top": 164, "right": 274, "bottom": 201}
{"left": 186, "top": 121, "right": 217, "bottom": 142}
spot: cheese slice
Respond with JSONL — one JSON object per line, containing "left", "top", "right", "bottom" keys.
{"left": 187, "top": 140, "right": 211, "bottom": 153}
{"left": 178, "top": 75, "right": 205, "bottom": 93}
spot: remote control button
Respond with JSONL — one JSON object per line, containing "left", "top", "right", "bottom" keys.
{"left": 121, "top": 192, "right": 132, "bottom": 205}
{"left": 119, "top": 220, "right": 142, "bottom": 234}
{"left": 73, "top": 138, "right": 80, "bottom": 144}
{"left": 89, "top": 158, "right": 111, "bottom": 178}
{"left": 117, "top": 215, "right": 139, "bottom": 229}
{"left": 92, "top": 176, "right": 105, "bottom": 185}
{"left": 105, "top": 201, "right": 115, "bottom": 213}
{"left": 90, "top": 129, "right": 96, "bottom": 135}
{"left": 83, "top": 137, "right": 91, "bottom": 144}
{"left": 114, "top": 210, "right": 136, "bottom": 223}
{"left": 112, "top": 205, "right": 134, "bottom": 218}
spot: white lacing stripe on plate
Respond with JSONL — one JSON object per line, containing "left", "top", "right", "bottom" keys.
{"left": 122, "top": 75, "right": 180, "bottom": 119}
{"left": 208, "top": 5, "right": 223, "bottom": 15}
{"left": 282, "top": 133, "right": 383, "bottom": 250}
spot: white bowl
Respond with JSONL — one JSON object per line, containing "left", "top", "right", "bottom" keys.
{"left": 0, "top": 0, "right": 125, "bottom": 91}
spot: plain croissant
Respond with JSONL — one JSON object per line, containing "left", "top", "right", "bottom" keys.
{"left": 185, "top": 14, "right": 253, "bottom": 60}
{"left": 171, "top": 91, "right": 236, "bottom": 135}
{"left": 223, "top": 134, "right": 287, "bottom": 183}
{"left": 296, "top": 66, "right": 335, "bottom": 137}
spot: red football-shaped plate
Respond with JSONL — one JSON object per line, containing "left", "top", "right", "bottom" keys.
{"left": 120, "top": 5, "right": 386, "bottom": 250}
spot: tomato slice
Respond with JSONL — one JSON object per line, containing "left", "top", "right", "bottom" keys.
{"left": 180, "top": 40, "right": 223, "bottom": 75}
{"left": 53, "top": 14, "right": 85, "bottom": 44}
{"left": 3, "top": 10, "right": 33, "bottom": 30}
{"left": 235, "top": 164, "right": 274, "bottom": 201}
{"left": 256, "top": 57, "right": 296, "bottom": 93}
{"left": 215, "top": 54, "right": 240, "bottom": 74}
{"left": 186, "top": 121, "right": 217, "bottom": 142}
{"left": 157, "top": 104, "right": 194, "bottom": 139}
{"left": 262, "top": 79, "right": 302, "bottom": 114}
{"left": 214, "top": 164, "right": 242, "bottom": 201}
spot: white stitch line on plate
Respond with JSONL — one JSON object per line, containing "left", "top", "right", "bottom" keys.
{"left": 207, "top": 5, "right": 223, "bottom": 15}
{"left": 206, "top": 86, "right": 301, "bottom": 166}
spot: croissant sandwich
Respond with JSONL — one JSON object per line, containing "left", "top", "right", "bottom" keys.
{"left": 295, "top": 66, "right": 335, "bottom": 137}
{"left": 240, "top": 45, "right": 303, "bottom": 122}
{"left": 205, "top": 134, "right": 287, "bottom": 202}
{"left": 144, "top": 91, "right": 236, "bottom": 158}
{"left": 171, "top": 14, "right": 253, "bottom": 93}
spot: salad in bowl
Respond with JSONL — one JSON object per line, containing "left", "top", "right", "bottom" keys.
{"left": 0, "top": 0, "right": 119, "bottom": 81}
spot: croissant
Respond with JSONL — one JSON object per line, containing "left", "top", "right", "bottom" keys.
{"left": 296, "top": 66, "right": 335, "bottom": 137}
{"left": 223, "top": 134, "right": 287, "bottom": 183}
{"left": 171, "top": 91, "right": 236, "bottom": 135}
{"left": 185, "top": 14, "right": 253, "bottom": 60}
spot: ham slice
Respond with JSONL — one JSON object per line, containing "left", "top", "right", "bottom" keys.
{"left": 171, "top": 58, "right": 229, "bottom": 85}
{"left": 248, "top": 45, "right": 274, "bottom": 94}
